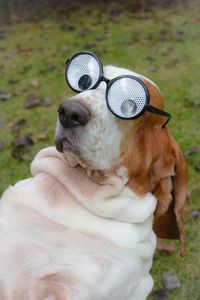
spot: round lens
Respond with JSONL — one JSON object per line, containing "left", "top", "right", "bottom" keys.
{"left": 66, "top": 53, "right": 102, "bottom": 92}
{"left": 78, "top": 74, "right": 92, "bottom": 90}
{"left": 107, "top": 77, "right": 148, "bottom": 119}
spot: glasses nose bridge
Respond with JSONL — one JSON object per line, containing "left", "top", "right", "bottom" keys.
{"left": 88, "top": 75, "right": 110, "bottom": 93}
{"left": 101, "top": 76, "right": 110, "bottom": 85}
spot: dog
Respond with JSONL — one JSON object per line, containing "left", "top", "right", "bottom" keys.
{"left": 0, "top": 63, "right": 187, "bottom": 299}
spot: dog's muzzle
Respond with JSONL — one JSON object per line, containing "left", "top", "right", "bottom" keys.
{"left": 58, "top": 99, "right": 91, "bottom": 128}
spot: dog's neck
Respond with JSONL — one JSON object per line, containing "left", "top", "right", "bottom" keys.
{"left": 31, "top": 146, "right": 157, "bottom": 225}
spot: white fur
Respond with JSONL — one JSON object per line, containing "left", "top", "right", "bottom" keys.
{"left": 0, "top": 147, "right": 157, "bottom": 299}
{"left": 0, "top": 66, "right": 158, "bottom": 299}
{"left": 55, "top": 87, "right": 122, "bottom": 170}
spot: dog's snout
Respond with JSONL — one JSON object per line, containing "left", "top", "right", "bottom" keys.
{"left": 58, "top": 99, "right": 91, "bottom": 128}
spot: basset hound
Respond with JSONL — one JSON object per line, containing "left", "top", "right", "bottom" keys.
{"left": 0, "top": 59, "right": 187, "bottom": 299}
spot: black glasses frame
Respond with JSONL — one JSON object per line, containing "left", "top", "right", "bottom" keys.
{"left": 65, "top": 51, "right": 171, "bottom": 128}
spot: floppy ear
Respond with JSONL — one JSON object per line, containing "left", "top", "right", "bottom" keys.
{"left": 141, "top": 79, "right": 188, "bottom": 257}
{"left": 119, "top": 79, "right": 188, "bottom": 257}
{"left": 152, "top": 138, "right": 188, "bottom": 257}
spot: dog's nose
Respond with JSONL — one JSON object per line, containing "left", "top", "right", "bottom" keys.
{"left": 58, "top": 99, "right": 91, "bottom": 128}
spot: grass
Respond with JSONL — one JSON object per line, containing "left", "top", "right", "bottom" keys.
{"left": 0, "top": 1, "right": 200, "bottom": 299}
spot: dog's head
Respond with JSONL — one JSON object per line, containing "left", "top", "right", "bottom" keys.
{"left": 55, "top": 64, "right": 188, "bottom": 256}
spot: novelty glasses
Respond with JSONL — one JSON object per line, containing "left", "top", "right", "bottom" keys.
{"left": 65, "top": 51, "right": 171, "bottom": 128}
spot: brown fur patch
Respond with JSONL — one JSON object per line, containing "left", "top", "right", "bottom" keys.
{"left": 117, "top": 80, "right": 188, "bottom": 256}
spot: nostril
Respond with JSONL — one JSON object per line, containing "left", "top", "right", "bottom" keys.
{"left": 58, "top": 106, "right": 65, "bottom": 115}
{"left": 71, "top": 113, "right": 79, "bottom": 123}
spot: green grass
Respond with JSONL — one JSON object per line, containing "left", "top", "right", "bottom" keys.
{"left": 0, "top": 1, "right": 200, "bottom": 299}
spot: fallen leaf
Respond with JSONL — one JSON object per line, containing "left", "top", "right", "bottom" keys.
{"left": 163, "top": 272, "right": 181, "bottom": 290}
{"left": 0, "top": 140, "right": 3, "bottom": 150}
{"left": 40, "top": 98, "right": 53, "bottom": 106}
{"left": 12, "top": 133, "right": 34, "bottom": 147}
{"left": 78, "top": 28, "right": 90, "bottom": 37}
{"left": 20, "top": 155, "right": 33, "bottom": 161}
{"left": 29, "top": 23, "right": 37, "bottom": 29}
{"left": 84, "top": 43, "right": 96, "bottom": 49}
{"left": 29, "top": 79, "right": 39, "bottom": 87}
{"left": 4, "top": 53, "right": 13, "bottom": 59}
{"left": 149, "top": 66, "right": 157, "bottom": 72}
{"left": 19, "top": 65, "right": 32, "bottom": 74}
{"left": 57, "top": 67, "right": 63, "bottom": 73}
{"left": 146, "top": 56, "right": 155, "bottom": 63}
{"left": 24, "top": 48, "right": 32, "bottom": 56}
{"left": 42, "top": 23, "right": 51, "bottom": 29}
{"left": 13, "top": 91, "right": 23, "bottom": 96}
{"left": 110, "top": 9, "right": 121, "bottom": 18}
{"left": 187, "top": 189, "right": 192, "bottom": 198}
{"left": 25, "top": 93, "right": 39, "bottom": 108}
{"left": 183, "top": 149, "right": 197, "bottom": 158}
{"left": 0, "top": 92, "right": 12, "bottom": 100}
{"left": 167, "top": 45, "right": 174, "bottom": 52}
{"left": 10, "top": 172, "right": 16, "bottom": 178}
{"left": 153, "top": 18, "right": 160, "bottom": 24}
{"left": 195, "top": 163, "right": 200, "bottom": 172}
{"left": 47, "top": 65, "right": 56, "bottom": 72}
{"left": 95, "top": 35, "right": 104, "bottom": 41}
{"left": 60, "top": 24, "right": 75, "bottom": 31}
{"left": 185, "top": 97, "right": 200, "bottom": 108}
{"left": 61, "top": 48, "right": 69, "bottom": 54}
{"left": 12, "top": 149, "right": 21, "bottom": 159}
{"left": 151, "top": 288, "right": 168, "bottom": 298}
{"left": 119, "top": 38, "right": 126, "bottom": 44}
{"left": 12, "top": 149, "right": 33, "bottom": 161}
{"left": 43, "top": 34, "right": 50, "bottom": 39}
{"left": 176, "top": 30, "right": 184, "bottom": 36}
{"left": 172, "top": 58, "right": 180, "bottom": 64}
{"left": 194, "top": 187, "right": 200, "bottom": 194}
{"left": 165, "top": 63, "right": 172, "bottom": 68}
{"left": 189, "top": 210, "right": 200, "bottom": 219}
{"left": 0, "top": 28, "right": 6, "bottom": 34}
{"left": 11, "top": 64, "right": 18, "bottom": 69}
{"left": 10, "top": 119, "right": 28, "bottom": 132}
{"left": 191, "top": 146, "right": 199, "bottom": 152}
{"left": 37, "top": 133, "right": 48, "bottom": 140}
{"left": 144, "top": 34, "right": 153, "bottom": 41}
{"left": 161, "top": 35, "right": 170, "bottom": 41}
{"left": 9, "top": 78, "right": 19, "bottom": 83}
{"left": 157, "top": 241, "right": 175, "bottom": 253}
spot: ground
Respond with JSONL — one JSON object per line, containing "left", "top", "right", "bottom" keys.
{"left": 0, "top": 0, "right": 199, "bottom": 299}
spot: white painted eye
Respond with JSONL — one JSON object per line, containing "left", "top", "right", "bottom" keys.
{"left": 107, "top": 77, "right": 148, "bottom": 119}
{"left": 66, "top": 53, "right": 101, "bottom": 92}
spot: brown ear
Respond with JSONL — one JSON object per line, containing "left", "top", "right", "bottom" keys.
{"left": 119, "top": 79, "right": 188, "bottom": 257}
{"left": 153, "top": 138, "right": 188, "bottom": 257}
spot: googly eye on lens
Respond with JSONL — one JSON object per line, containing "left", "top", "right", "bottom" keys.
{"left": 65, "top": 51, "right": 171, "bottom": 128}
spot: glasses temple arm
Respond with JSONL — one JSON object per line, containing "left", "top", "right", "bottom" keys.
{"left": 146, "top": 104, "right": 171, "bottom": 129}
